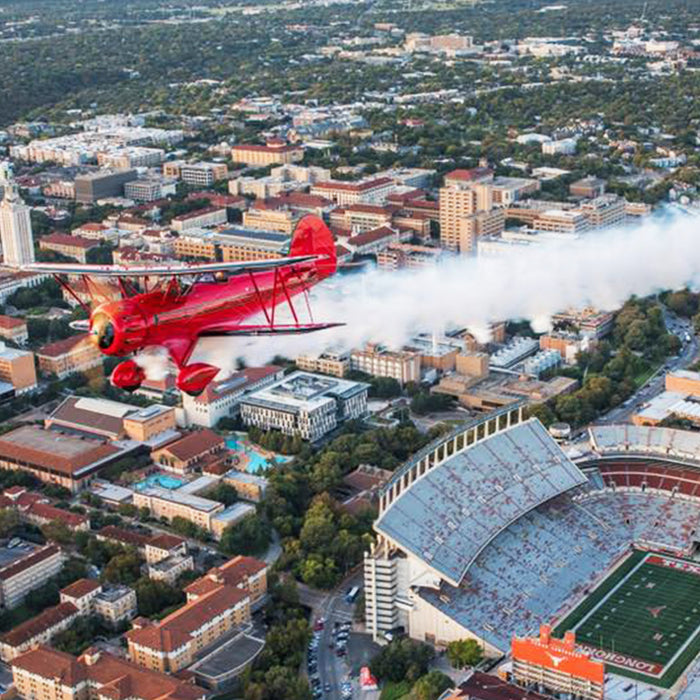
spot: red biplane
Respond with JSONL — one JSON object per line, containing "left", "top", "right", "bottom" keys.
{"left": 10, "top": 215, "right": 340, "bottom": 395}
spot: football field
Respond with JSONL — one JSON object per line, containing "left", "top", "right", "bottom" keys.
{"left": 555, "top": 551, "right": 700, "bottom": 687}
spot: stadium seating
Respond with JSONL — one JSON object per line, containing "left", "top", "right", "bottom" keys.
{"left": 375, "top": 419, "right": 587, "bottom": 583}
{"left": 590, "top": 425, "right": 700, "bottom": 463}
{"left": 418, "top": 489, "right": 700, "bottom": 653}
{"left": 597, "top": 461, "right": 700, "bottom": 498}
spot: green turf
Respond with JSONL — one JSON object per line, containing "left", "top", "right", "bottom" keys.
{"left": 554, "top": 550, "right": 700, "bottom": 688}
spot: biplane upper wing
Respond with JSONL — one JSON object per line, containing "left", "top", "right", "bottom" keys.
{"left": 2, "top": 254, "right": 322, "bottom": 278}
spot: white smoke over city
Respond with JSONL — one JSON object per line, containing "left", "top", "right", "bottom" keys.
{"left": 190, "top": 210, "right": 700, "bottom": 377}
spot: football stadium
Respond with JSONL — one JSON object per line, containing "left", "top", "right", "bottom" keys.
{"left": 364, "top": 408, "right": 700, "bottom": 694}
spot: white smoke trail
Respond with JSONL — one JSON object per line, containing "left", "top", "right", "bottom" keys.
{"left": 192, "top": 210, "right": 700, "bottom": 376}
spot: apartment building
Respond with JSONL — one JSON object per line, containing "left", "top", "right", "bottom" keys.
{"left": 180, "top": 162, "right": 228, "bottom": 187}
{"left": 11, "top": 647, "right": 206, "bottom": 700}
{"left": 60, "top": 577, "right": 137, "bottom": 626}
{"left": 132, "top": 486, "right": 225, "bottom": 532}
{"left": 0, "top": 544, "right": 65, "bottom": 609}
{"left": 0, "top": 601, "right": 79, "bottom": 661}
{"left": 350, "top": 344, "right": 421, "bottom": 385}
{"left": 0, "top": 342, "right": 37, "bottom": 394}
{"left": 173, "top": 232, "right": 218, "bottom": 260}
{"left": 240, "top": 371, "right": 369, "bottom": 442}
{"left": 171, "top": 206, "right": 227, "bottom": 233}
{"left": 39, "top": 233, "right": 99, "bottom": 263}
{"left": 126, "top": 584, "right": 251, "bottom": 673}
{"left": 528, "top": 208, "right": 590, "bottom": 234}
{"left": 223, "top": 471, "right": 268, "bottom": 503}
{"left": 185, "top": 555, "right": 268, "bottom": 606}
{"left": 330, "top": 203, "right": 395, "bottom": 232}
{"left": 231, "top": 141, "right": 304, "bottom": 167}
{"left": 219, "top": 228, "right": 289, "bottom": 261}
{"left": 490, "top": 176, "right": 540, "bottom": 205}
{"left": 36, "top": 334, "right": 103, "bottom": 379}
{"left": 310, "top": 177, "right": 395, "bottom": 206}
{"left": 296, "top": 352, "right": 349, "bottom": 378}
{"left": 0, "top": 315, "right": 28, "bottom": 344}
{"left": 242, "top": 205, "right": 299, "bottom": 234}
{"left": 579, "top": 194, "right": 626, "bottom": 229}
{"left": 124, "top": 179, "right": 163, "bottom": 202}
{"left": 182, "top": 365, "right": 284, "bottom": 428}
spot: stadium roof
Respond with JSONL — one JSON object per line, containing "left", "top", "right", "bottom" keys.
{"left": 375, "top": 419, "right": 586, "bottom": 585}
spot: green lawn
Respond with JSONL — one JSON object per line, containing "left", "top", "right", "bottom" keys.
{"left": 555, "top": 551, "right": 700, "bottom": 688}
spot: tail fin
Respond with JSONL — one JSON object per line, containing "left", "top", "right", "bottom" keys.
{"left": 288, "top": 215, "right": 336, "bottom": 280}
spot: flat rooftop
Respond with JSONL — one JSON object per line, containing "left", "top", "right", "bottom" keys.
{"left": 0, "top": 541, "right": 37, "bottom": 569}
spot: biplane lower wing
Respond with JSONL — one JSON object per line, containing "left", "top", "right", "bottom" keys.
{"left": 198, "top": 322, "right": 344, "bottom": 337}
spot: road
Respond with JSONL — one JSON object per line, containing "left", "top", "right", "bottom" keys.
{"left": 303, "top": 569, "right": 379, "bottom": 700}
{"left": 597, "top": 308, "right": 698, "bottom": 426}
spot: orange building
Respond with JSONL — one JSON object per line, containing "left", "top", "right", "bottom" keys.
{"left": 0, "top": 342, "right": 37, "bottom": 394}
{"left": 242, "top": 205, "right": 299, "bottom": 234}
{"left": 184, "top": 555, "right": 268, "bottom": 606}
{"left": 126, "top": 578, "right": 251, "bottom": 672}
{"left": 439, "top": 168, "right": 503, "bottom": 252}
{"left": 511, "top": 625, "right": 604, "bottom": 700}
{"left": 36, "top": 334, "right": 103, "bottom": 379}
{"left": 11, "top": 646, "right": 206, "bottom": 700}
{"left": 665, "top": 370, "right": 700, "bottom": 396}
{"left": 39, "top": 233, "right": 99, "bottom": 263}
{"left": 231, "top": 141, "right": 304, "bottom": 167}
{"left": 0, "top": 315, "right": 28, "bottom": 344}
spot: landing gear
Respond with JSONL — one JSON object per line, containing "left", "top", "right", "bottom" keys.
{"left": 176, "top": 363, "right": 219, "bottom": 396}
{"left": 111, "top": 359, "right": 145, "bottom": 393}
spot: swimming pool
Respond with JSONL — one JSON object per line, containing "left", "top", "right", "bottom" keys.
{"left": 225, "top": 433, "right": 293, "bottom": 474}
{"left": 134, "top": 474, "right": 186, "bottom": 491}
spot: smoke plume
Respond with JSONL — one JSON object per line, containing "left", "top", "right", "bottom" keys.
{"left": 190, "top": 211, "right": 700, "bottom": 376}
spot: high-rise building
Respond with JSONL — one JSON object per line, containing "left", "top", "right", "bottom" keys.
{"left": 439, "top": 168, "right": 503, "bottom": 253}
{"left": 0, "top": 179, "right": 35, "bottom": 266}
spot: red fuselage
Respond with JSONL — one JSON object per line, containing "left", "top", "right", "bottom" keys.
{"left": 90, "top": 260, "right": 322, "bottom": 367}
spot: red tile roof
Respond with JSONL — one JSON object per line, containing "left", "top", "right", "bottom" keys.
{"left": 0, "top": 602, "right": 78, "bottom": 647}
{"left": 232, "top": 143, "right": 302, "bottom": 154}
{"left": 12, "top": 647, "right": 206, "bottom": 700}
{"left": 126, "top": 585, "right": 249, "bottom": 653}
{"left": 27, "top": 501, "right": 89, "bottom": 529}
{"left": 445, "top": 167, "right": 493, "bottom": 182}
{"left": 97, "top": 525, "right": 151, "bottom": 548}
{"left": 348, "top": 226, "right": 396, "bottom": 247}
{"left": 313, "top": 177, "right": 393, "bottom": 192}
{"left": 40, "top": 233, "right": 98, "bottom": 249}
{"left": 0, "top": 315, "right": 26, "bottom": 330}
{"left": 156, "top": 429, "right": 224, "bottom": 462}
{"left": 147, "top": 534, "right": 185, "bottom": 552}
{"left": 60, "top": 578, "right": 101, "bottom": 599}
{"left": 37, "top": 333, "right": 91, "bottom": 358}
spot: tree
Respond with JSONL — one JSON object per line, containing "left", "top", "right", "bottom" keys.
{"left": 0, "top": 509, "right": 19, "bottom": 538}
{"left": 412, "top": 671, "right": 453, "bottom": 700}
{"left": 370, "top": 639, "right": 434, "bottom": 683}
{"left": 220, "top": 513, "right": 271, "bottom": 556}
{"left": 41, "top": 520, "right": 74, "bottom": 545}
{"left": 134, "top": 578, "right": 184, "bottom": 617}
{"left": 446, "top": 638, "right": 483, "bottom": 669}
{"left": 102, "top": 551, "right": 142, "bottom": 586}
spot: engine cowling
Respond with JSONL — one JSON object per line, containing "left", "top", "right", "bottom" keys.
{"left": 91, "top": 301, "right": 148, "bottom": 356}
